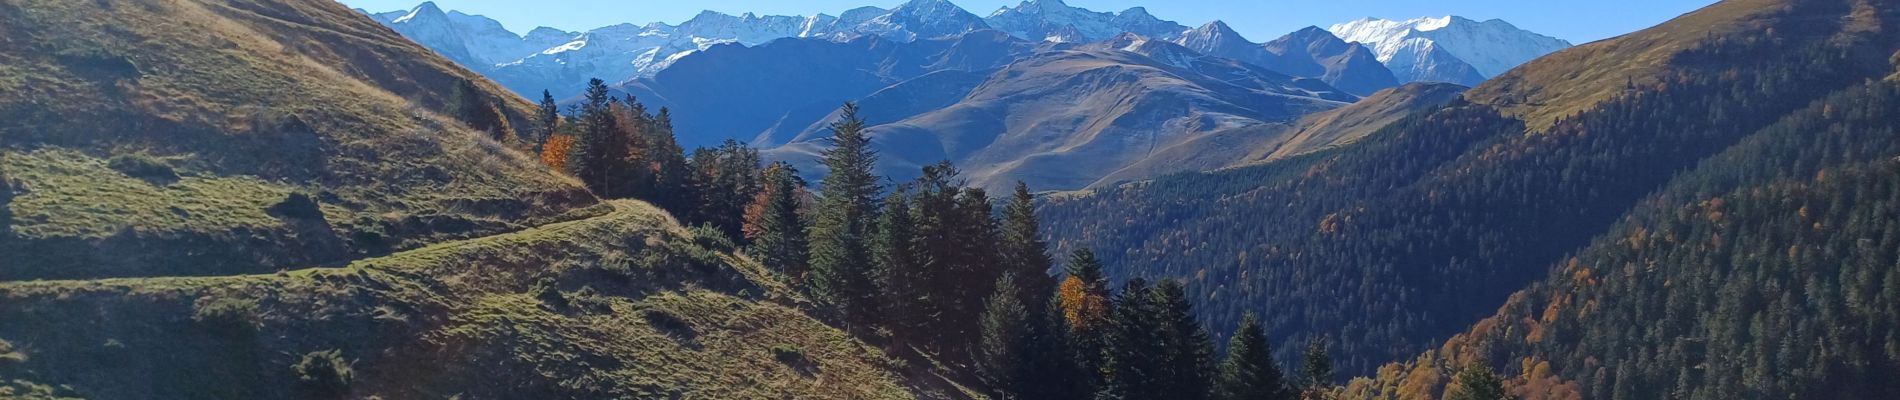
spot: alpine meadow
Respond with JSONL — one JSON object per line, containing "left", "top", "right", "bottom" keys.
{"left": 4, "top": 0, "right": 1899, "bottom": 399}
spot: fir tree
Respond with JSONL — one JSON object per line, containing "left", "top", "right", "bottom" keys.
{"left": 1024, "top": 295, "right": 1094, "bottom": 400}
{"left": 978, "top": 273, "right": 1031, "bottom": 396}
{"left": 1299, "top": 338, "right": 1334, "bottom": 400}
{"left": 1000, "top": 181, "right": 1056, "bottom": 311}
{"left": 808, "top": 103, "right": 882, "bottom": 326}
{"left": 1153, "top": 279, "right": 1215, "bottom": 400}
{"left": 1216, "top": 313, "right": 1292, "bottom": 400}
{"left": 566, "top": 78, "right": 643, "bottom": 198}
{"left": 1100, "top": 278, "right": 1165, "bottom": 400}
{"left": 874, "top": 186, "right": 926, "bottom": 344}
{"left": 1445, "top": 361, "right": 1508, "bottom": 400}
{"left": 534, "top": 89, "right": 560, "bottom": 146}
{"left": 642, "top": 106, "right": 695, "bottom": 213}
{"left": 909, "top": 162, "right": 965, "bottom": 349}
{"left": 688, "top": 140, "right": 763, "bottom": 241}
{"left": 750, "top": 163, "right": 809, "bottom": 281}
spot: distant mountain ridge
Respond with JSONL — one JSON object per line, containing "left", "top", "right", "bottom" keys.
{"left": 361, "top": 1, "right": 1565, "bottom": 98}
{"left": 1329, "top": 16, "right": 1572, "bottom": 84}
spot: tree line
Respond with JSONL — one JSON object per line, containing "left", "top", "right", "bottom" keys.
{"left": 509, "top": 78, "right": 1507, "bottom": 399}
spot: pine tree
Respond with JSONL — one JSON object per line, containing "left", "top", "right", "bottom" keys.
{"left": 909, "top": 162, "right": 964, "bottom": 349}
{"left": 534, "top": 89, "right": 560, "bottom": 146}
{"left": 807, "top": 103, "right": 882, "bottom": 326}
{"left": 1217, "top": 314, "right": 1292, "bottom": 400}
{"left": 642, "top": 106, "right": 695, "bottom": 213}
{"left": 978, "top": 273, "right": 1031, "bottom": 396}
{"left": 749, "top": 163, "right": 809, "bottom": 281}
{"left": 688, "top": 140, "right": 763, "bottom": 241}
{"left": 1000, "top": 181, "right": 1056, "bottom": 311}
{"left": 1299, "top": 338, "right": 1335, "bottom": 400}
{"left": 1024, "top": 295, "right": 1094, "bottom": 400}
{"left": 1100, "top": 278, "right": 1165, "bottom": 400}
{"left": 1153, "top": 279, "right": 1215, "bottom": 400}
{"left": 1445, "top": 361, "right": 1508, "bottom": 400}
{"left": 951, "top": 186, "right": 1005, "bottom": 341}
{"left": 874, "top": 186, "right": 926, "bottom": 344}
{"left": 566, "top": 78, "right": 644, "bottom": 199}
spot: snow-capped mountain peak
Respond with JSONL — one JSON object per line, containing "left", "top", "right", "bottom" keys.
{"left": 984, "top": 0, "right": 1188, "bottom": 43}
{"left": 390, "top": 1, "right": 442, "bottom": 24}
{"left": 1328, "top": 15, "right": 1570, "bottom": 81}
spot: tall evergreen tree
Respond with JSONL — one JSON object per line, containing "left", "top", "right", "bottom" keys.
{"left": 1445, "top": 361, "right": 1507, "bottom": 400}
{"left": 807, "top": 103, "right": 882, "bottom": 326}
{"left": 534, "top": 89, "right": 560, "bottom": 146}
{"left": 978, "top": 273, "right": 1031, "bottom": 396}
{"left": 1299, "top": 338, "right": 1334, "bottom": 400}
{"left": 1216, "top": 313, "right": 1292, "bottom": 400}
{"left": 874, "top": 186, "right": 927, "bottom": 344}
{"left": 1000, "top": 181, "right": 1057, "bottom": 310}
{"left": 1025, "top": 296, "right": 1094, "bottom": 400}
{"left": 1153, "top": 279, "right": 1216, "bottom": 400}
{"left": 910, "top": 162, "right": 965, "bottom": 349}
{"left": 951, "top": 186, "right": 1005, "bottom": 341}
{"left": 749, "top": 163, "right": 809, "bottom": 281}
{"left": 566, "top": 78, "right": 644, "bottom": 198}
{"left": 642, "top": 106, "right": 695, "bottom": 213}
{"left": 1100, "top": 278, "right": 1165, "bottom": 400}
{"left": 688, "top": 140, "right": 763, "bottom": 241}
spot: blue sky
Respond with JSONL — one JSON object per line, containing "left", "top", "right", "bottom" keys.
{"left": 338, "top": 0, "right": 1717, "bottom": 44}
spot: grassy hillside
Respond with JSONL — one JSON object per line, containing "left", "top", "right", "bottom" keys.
{"left": 1464, "top": 0, "right": 1793, "bottom": 132}
{"left": 0, "top": 0, "right": 596, "bottom": 280}
{"left": 0, "top": 200, "right": 956, "bottom": 399}
{"left": 1038, "top": 0, "right": 1899, "bottom": 377}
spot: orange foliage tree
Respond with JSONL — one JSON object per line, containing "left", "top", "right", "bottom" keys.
{"left": 540, "top": 134, "right": 575, "bottom": 171}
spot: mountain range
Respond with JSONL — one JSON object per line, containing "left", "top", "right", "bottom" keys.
{"left": 8, "top": 0, "right": 1900, "bottom": 398}
{"left": 363, "top": 1, "right": 1570, "bottom": 98}
{"left": 361, "top": 0, "right": 1568, "bottom": 192}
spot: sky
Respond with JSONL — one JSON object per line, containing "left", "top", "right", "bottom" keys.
{"left": 337, "top": 0, "right": 1718, "bottom": 44}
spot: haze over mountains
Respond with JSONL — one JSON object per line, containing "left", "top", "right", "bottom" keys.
{"left": 9, "top": 0, "right": 1900, "bottom": 398}
{"left": 365, "top": 0, "right": 1569, "bottom": 98}
{"left": 361, "top": 0, "right": 1569, "bottom": 191}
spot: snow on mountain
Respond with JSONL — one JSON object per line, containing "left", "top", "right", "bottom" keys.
{"left": 1173, "top": 22, "right": 1399, "bottom": 96}
{"left": 366, "top": 2, "right": 564, "bottom": 69}
{"left": 1328, "top": 16, "right": 1571, "bottom": 83}
{"left": 366, "top": 2, "right": 1562, "bottom": 100}
{"left": 853, "top": 0, "right": 992, "bottom": 42}
{"left": 984, "top": 0, "right": 1189, "bottom": 43}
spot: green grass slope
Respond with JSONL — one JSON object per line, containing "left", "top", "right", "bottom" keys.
{"left": 0, "top": 0, "right": 599, "bottom": 280}
{"left": 0, "top": 200, "right": 954, "bottom": 399}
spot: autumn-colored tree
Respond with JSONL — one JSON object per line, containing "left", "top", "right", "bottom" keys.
{"left": 540, "top": 134, "right": 575, "bottom": 171}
